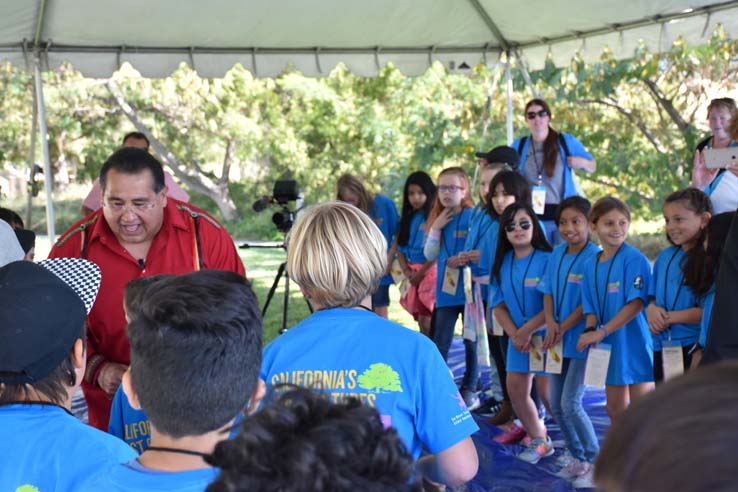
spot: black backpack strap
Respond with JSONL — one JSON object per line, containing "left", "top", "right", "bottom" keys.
{"left": 558, "top": 133, "right": 571, "bottom": 159}
{"left": 517, "top": 136, "right": 528, "bottom": 158}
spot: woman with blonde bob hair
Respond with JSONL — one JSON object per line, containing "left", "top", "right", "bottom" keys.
{"left": 259, "top": 201, "right": 480, "bottom": 489}
{"left": 288, "top": 201, "right": 387, "bottom": 309}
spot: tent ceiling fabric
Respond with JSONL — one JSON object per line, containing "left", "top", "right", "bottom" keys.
{"left": 0, "top": 0, "right": 736, "bottom": 78}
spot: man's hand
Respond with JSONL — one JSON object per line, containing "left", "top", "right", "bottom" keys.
{"left": 98, "top": 362, "right": 128, "bottom": 396}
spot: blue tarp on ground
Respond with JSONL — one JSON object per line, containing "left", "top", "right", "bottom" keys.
{"left": 447, "top": 337, "right": 607, "bottom": 491}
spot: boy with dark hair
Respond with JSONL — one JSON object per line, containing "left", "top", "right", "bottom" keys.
{"left": 0, "top": 259, "right": 136, "bottom": 490}
{"left": 208, "top": 387, "right": 423, "bottom": 492}
{"left": 80, "top": 269, "right": 265, "bottom": 491}
{"left": 108, "top": 274, "right": 174, "bottom": 453}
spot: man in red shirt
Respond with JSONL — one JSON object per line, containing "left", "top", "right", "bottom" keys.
{"left": 49, "top": 147, "right": 245, "bottom": 429}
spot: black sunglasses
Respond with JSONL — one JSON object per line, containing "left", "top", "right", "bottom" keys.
{"left": 504, "top": 220, "right": 532, "bottom": 232}
{"left": 526, "top": 109, "right": 549, "bottom": 120}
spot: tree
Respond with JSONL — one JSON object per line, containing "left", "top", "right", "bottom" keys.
{"left": 357, "top": 363, "right": 403, "bottom": 393}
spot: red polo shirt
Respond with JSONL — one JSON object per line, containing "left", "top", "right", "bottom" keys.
{"left": 49, "top": 199, "right": 245, "bottom": 429}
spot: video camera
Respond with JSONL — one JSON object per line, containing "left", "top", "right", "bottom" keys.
{"left": 252, "top": 180, "right": 301, "bottom": 233}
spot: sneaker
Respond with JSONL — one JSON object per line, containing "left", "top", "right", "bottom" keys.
{"left": 572, "top": 466, "right": 595, "bottom": 488}
{"left": 520, "top": 423, "right": 546, "bottom": 447}
{"left": 494, "top": 422, "right": 527, "bottom": 444}
{"left": 555, "top": 459, "right": 591, "bottom": 479}
{"left": 488, "top": 399, "right": 513, "bottom": 426}
{"left": 461, "top": 389, "right": 481, "bottom": 411}
{"left": 554, "top": 450, "right": 573, "bottom": 468}
{"left": 517, "top": 436, "right": 554, "bottom": 464}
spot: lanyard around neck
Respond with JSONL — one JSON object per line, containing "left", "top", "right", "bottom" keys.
{"left": 553, "top": 244, "right": 587, "bottom": 322}
{"left": 662, "top": 247, "right": 685, "bottom": 312}
{"left": 509, "top": 250, "right": 536, "bottom": 322}
{"left": 594, "top": 245, "right": 623, "bottom": 323}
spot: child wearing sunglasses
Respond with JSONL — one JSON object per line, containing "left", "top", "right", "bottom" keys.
{"left": 489, "top": 202, "right": 553, "bottom": 464}
{"left": 423, "top": 167, "right": 476, "bottom": 408}
{"left": 576, "top": 197, "right": 654, "bottom": 423}
{"left": 513, "top": 99, "right": 596, "bottom": 246}
{"left": 483, "top": 170, "right": 532, "bottom": 428}
{"left": 538, "top": 196, "right": 600, "bottom": 486}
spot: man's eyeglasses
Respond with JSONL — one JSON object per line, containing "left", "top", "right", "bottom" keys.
{"left": 526, "top": 110, "right": 549, "bottom": 120}
{"left": 103, "top": 199, "right": 158, "bottom": 214}
{"left": 504, "top": 220, "right": 532, "bottom": 232}
{"left": 438, "top": 185, "right": 464, "bottom": 194}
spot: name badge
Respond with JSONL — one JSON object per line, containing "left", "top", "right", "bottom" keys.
{"left": 545, "top": 340, "right": 564, "bottom": 374}
{"left": 662, "top": 341, "right": 685, "bottom": 381}
{"left": 584, "top": 343, "right": 611, "bottom": 388}
{"left": 441, "top": 266, "right": 460, "bottom": 295}
{"left": 532, "top": 186, "right": 546, "bottom": 215}
{"left": 490, "top": 312, "right": 504, "bottom": 336}
{"left": 529, "top": 335, "right": 545, "bottom": 372}
{"left": 390, "top": 259, "right": 405, "bottom": 284}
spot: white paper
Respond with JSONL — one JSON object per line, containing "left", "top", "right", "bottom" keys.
{"left": 441, "top": 266, "right": 459, "bottom": 295}
{"left": 529, "top": 335, "right": 545, "bottom": 372}
{"left": 463, "top": 266, "right": 473, "bottom": 305}
{"left": 545, "top": 340, "right": 563, "bottom": 374}
{"left": 490, "top": 312, "right": 504, "bottom": 336}
{"left": 662, "top": 344, "right": 685, "bottom": 381}
{"left": 583, "top": 344, "right": 611, "bottom": 388}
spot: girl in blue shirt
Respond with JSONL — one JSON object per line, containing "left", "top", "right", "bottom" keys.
{"left": 646, "top": 188, "right": 712, "bottom": 382}
{"left": 577, "top": 197, "right": 654, "bottom": 422}
{"left": 484, "top": 170, "right": 533, "bottom": 426}
{"left": 397, "top": 171, "right": 437, "bottom": 336}
{"left": 489, "top": 202, "right": 553, "bottom": 463}
{"left": 423, "top": 167, "right": 476, "bottom": 406}
{"left": 539, "top": 196, "right": 600, "bottom": 479}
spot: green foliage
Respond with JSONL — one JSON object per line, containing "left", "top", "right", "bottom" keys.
{"left": 1, "top": 30, "right": 737, "bottom": 233}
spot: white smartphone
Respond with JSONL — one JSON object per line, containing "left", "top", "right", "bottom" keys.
{"left": 704, "top": 147, "right": 738, "bottom": 169}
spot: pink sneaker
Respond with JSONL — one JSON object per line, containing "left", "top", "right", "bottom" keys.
{"left": 494, "top": 423, "right": 527, "bottom": 444}
{"left": 521, "top": 426, "right": 546, "bottom": 447}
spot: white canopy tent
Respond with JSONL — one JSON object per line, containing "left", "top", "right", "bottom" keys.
{"left": 2, "top": 0, "right": 736, "bottom": 239}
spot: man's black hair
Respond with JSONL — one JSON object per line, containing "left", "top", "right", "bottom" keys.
{"left": 207, "top": 387, "right": 422, "bottom": 492}
{"left": 127, "top": 270, "right": 262, "bottom": 438}
{"left": 122, "top": 131, "right": 150, "bottom": 150}
{"left": 99, "top": 147, "right": 165, "bottom": 193}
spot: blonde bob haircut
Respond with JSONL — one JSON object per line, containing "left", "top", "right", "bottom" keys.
{"left": 287, "top": 201, "right": 387, "bottom": 308}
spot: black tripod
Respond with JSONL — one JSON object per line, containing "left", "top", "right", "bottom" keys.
{"left": 240, "top": 242, "right": 312, "bottom": 334}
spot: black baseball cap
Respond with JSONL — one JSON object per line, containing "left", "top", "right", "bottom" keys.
{"left": 475, "top": 146, "right": 521, "bottom": 169}
{"left": 0, "top": 259, "right": 101, "bottom": 384}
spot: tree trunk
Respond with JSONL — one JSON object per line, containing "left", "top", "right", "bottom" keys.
{"left": 106, "top": 80, "right": 240, "bottom": 221}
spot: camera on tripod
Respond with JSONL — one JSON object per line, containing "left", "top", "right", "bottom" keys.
{"left": 252, "top": 180, "right": 301, "bottom": 233}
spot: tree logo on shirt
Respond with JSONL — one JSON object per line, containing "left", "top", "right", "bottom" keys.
{"left": 633, "top": 275, "right": 644, "bottom": 290}
{"left": 16, "top": 485, "right": 40, "bottom": 492}
{"left": 358, "top": 363, "right": 403, "bottom": 393}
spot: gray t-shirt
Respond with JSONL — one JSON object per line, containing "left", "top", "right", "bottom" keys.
{"left": 523, "top": 140, "right": 564, "bottom": 204}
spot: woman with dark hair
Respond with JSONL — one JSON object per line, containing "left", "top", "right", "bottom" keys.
{"left": 692, "top": 98, "right": 738, "bottom": 214}
{"left": 513, "top": 99, "right": 596, "bottom": 245}
{"left": 337, "top": 174, "right": 399, "bottom": 319}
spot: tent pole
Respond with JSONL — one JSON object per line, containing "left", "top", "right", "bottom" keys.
{"left": 505, "top": 51, "right": 513, "bottom": 145}
{"left": 26, "top": 77, "right": 38, "bottom": 228}
{"left": 33, "top": 54, "right": 55, "bottom": 243}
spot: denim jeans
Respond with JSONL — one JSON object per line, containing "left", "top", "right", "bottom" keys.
{"left": 432, "top": 305, "right": 479, "bottom": 391}
{"left": 549, "top": 357, "right": 599, "bottom": 463}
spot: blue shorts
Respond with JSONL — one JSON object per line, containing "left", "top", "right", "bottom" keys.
{"left": 371, "top": 285, "right": 390, "bottom": 308}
